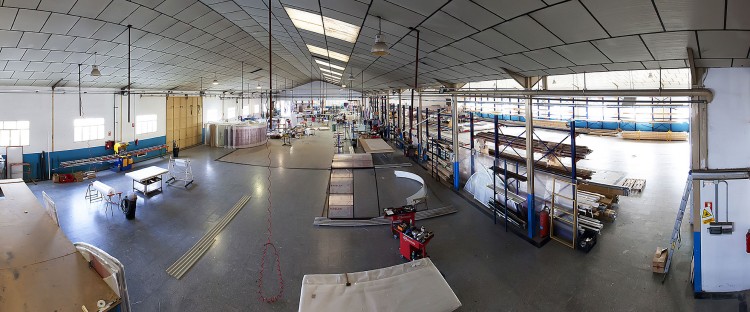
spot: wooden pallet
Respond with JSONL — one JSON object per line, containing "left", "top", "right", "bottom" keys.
{"left": 622, "top": 178, "right": 646, "bottom": 192}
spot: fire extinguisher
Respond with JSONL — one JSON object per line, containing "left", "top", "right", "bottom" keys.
{"left": 746, "top": 230, "right": 749, "bottom": 254}
{"left": 540, "top": 206, "right": 550, "bottom": 238}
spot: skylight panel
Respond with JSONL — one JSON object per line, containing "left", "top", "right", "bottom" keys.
{"left": 307, "top": 44, "right": 350, "bottom": 62}
{"left": 285, "top": 7, "right": 360, "bottom": 43}
{"left": 319, "top": 68, "right": 342, "bottom": 76}
{"left": 315, "top": 59, "right": 345, "bottom": 71}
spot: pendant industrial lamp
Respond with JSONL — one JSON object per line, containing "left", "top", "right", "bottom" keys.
{"left": 347, "top": 70, "right": 355, "bottom": 82}
{"left": 212, "top": 73, "right": 219, "bottom": 85}
{"left": 90, "top": 52, "right": 101, "bottom": 76}
{"left": 371, "top": 16, "right": 389, "bottom": 56}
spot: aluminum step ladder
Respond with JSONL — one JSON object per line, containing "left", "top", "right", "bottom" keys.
{"left": 663, "top": 174, "right": 692, "bottom": 280}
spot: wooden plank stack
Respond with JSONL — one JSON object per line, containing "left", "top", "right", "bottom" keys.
{"left": 621, "top": 131, "right": 688, "bottom": 141}
{"left": 487, "top": 148, "right": 595, "bottom": 179}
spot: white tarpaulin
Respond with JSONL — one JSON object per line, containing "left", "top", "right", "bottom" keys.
{"left": 298, "top": 258, "right": 461, "bottom": 312}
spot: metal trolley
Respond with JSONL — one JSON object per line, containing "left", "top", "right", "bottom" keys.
{"left": 166, "top": 157, "right": 194, "bottom": 188}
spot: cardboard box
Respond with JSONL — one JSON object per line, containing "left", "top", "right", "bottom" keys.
{"left": 652, "top": 247, "right": 668, "bottom": 273}
{"left": 73, "top": 171, "right": 84, "bottom": 182}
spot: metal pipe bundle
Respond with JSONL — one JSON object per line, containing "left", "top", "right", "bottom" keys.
{"left": 476, "top": 132, "right": 592, "bottom": 161}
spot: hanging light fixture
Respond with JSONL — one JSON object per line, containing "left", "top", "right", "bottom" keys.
{"left": 256, "top": 82, "right": 261, "bottom": 89}
{"left": 90, "top": 52, "right": 101, "bottom": 76}
{"left": 212, "top": 73, "right": 219, "bottom": 85}
{"left": 371, "top": 16, "right": 389, "bottom": 56}
{"left": 347, "top": 70, "right": 355, "bottom": 81}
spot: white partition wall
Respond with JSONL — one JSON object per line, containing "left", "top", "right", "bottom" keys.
{"left": 695, "top": 68, "right": 750, "bottom": 293}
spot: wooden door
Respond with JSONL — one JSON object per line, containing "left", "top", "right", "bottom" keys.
{"left": 166, "top": 96, "right": 202, "bottom": 150}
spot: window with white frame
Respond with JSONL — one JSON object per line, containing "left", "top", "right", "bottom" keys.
{"left": 0, "top": 120, "right": 30, "bottom": 146}
{"left": 74, "top": 118, "right": 105, "bottom": 142}
{"left": 242, "top": 105, "right": 250, "bottom": 116}
{"left": 136, "top": 114, "right": 157, "bottom": 134}
{"left": 227, "top": 107, "right": 236, "bottom": 118}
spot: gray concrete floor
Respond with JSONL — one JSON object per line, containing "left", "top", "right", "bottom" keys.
{"left": 27, "top": 130, "right": 744, "bottom": 311}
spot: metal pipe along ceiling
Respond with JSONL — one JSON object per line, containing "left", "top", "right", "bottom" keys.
{"left": 421, "top": 88, "right": 714, "bottom": 103}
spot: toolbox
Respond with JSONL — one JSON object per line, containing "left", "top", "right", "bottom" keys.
{"left": 384, "top": 205, "right": 416, "bottom": 239}
{"left": 395, "top": 224, "right": 433, "bottom": 261}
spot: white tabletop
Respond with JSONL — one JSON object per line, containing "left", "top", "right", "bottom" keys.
{"left": 126, "top": 166, "right": 169, "bottom": 182}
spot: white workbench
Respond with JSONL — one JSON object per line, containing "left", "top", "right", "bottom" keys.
{"left": 126, "top": 166, "right": 169, "bottom": 195}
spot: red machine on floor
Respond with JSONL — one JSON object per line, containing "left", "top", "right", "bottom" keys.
{"left": 394, "top": 223, "right": 434, "bottom": 261}
{"left": 385, "top": 205, "right": 434, "bottom": 261}
{"left": 384, "top": 205, "right": 416, "bottom": 239}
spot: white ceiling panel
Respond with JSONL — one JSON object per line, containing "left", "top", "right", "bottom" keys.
{"left": 4, "top": 60, "right": 29, "bottom": 70}
{"left": 592, "top": 36, "right": 653, "bottom": 62}
{"left": 42, "top": 35, "right": 75, "bottom": 50}
{"left": 91, "top": 23, "right": 127, "bottom": 41}
{"left": 4, "top": 0, "right": 41, "bottom": 9}
{"left": 26, "top": 62, "right": 49, "bottom": 72}
{"left": 641, "top": 31, "right": 697, "bottom": 60}
{"left": 421, "top": 10, "right": 476, "bottom": 40}
{"left": 495, "top": 16, "right": 562, "bottom": 50}
{"left": 697, "top": 31, "right": 750, "bottom": 58}
{"left": 531, "top": 1, "right": 609, "bottom": 43}
{"left": 726, "top": 0, "right": 750, "bottom": 30}
{"left": 40, "top": 13, "right": 80, "bottom": 35}
{"left": 733, "top": 59, "right": 750, "bottom": 67}
{"left": 470, "top": 29, "right": 526, "bottom": 55}
{"left": 498, "top": 54, "right": 546, "bottom": 71}
{"left": 68, "top": 18, "right": 105, "bottom": 38}
{"left": 368, "top": 1, "right": 425, "bottom": 28}
{"left": 143, "top": 14, "right": 178, "bottom": 34}
{"left": 21, "top": 49, "right": 49, "bottom": 61}
{"left": 552, "top": 42, "right": 610, "bottom": 66}
{"left": 0, "top": 30, "right": 22, "bottom": 48}
{"left": 435, "top": 46, "right": 479, "bottom": 63}
{"left": 580, "top": 0, "right": 663, "bottom": 37}
{"left": 478, "top": 58, "right": 521, "bottom": 73}
{"left": 471, "top": 0, "right": 545, "bottom": 20}
{"left": 523, "top": 48, "right": 574, "bottom": 68}
{"left": 0, "top": 8, "right": 18, "bottom": 30}
{"left": 11, "top": 10, "right": 50, "bottom": 32}
{"left": 37, "top": 0, "right": 77, "bottom": 14}
{"left": 0, "top": 48, "right": 26, "bottom": 60}
{"left": 122, "top": 6, "right": 162, "bottom": 28}
{"left": 97, "top": 1, "right": 140, "bottom": 24}
{"left": 69, "top": 0, "right": 112, "bottom": 19}
{"left": 450, "top": 38, "right": 502, "bottom": 59}
{"left": 385, "top": 0, "right": 446, "bottom": 17}
{"left": 17, "top": 32, "right": 49, "bottom": 49}
{"left": 602, "top": 62, "right": 646, "bottom": 71}
{"left": 442, "top": 0, "right": 502, "bottom": 30}
{"left": 654, "top": 0, "right": 724, "bottom": 31}
{"left": 66, "top": 37, "right": 97, "bottom": 52}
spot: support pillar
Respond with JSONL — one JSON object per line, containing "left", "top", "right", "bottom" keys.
{"left": 452, "top": 94, "right": 460, "bottom": 190}
{"left": 525, "top": 94, "right": 535, "bottom": 238}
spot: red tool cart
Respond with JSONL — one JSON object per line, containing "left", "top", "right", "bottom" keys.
{"left": 396, "top": 226, "right": 433, "bottom": 261}
{"left": 384, "top": 206, "right": 416, "bottom": 239}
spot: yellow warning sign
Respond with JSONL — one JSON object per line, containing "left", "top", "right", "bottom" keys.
{"left": 701, "top": 208, "right": 714, "bottom": 224}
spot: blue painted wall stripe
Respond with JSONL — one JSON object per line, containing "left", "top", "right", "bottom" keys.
{"left": 694, "top": 233, "right": 701, "bottom": 293}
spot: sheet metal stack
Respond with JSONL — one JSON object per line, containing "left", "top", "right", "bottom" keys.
{"left": 205, "top": 122, "right": 267, "bottom": 148}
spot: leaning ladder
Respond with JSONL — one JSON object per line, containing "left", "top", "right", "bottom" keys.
{"left": 663, "top": 174, "right": 693, "bottom": 279}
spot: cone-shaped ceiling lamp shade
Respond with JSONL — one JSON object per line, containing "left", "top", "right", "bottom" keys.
{"left": 371, "top": 16, "right": 389, "bottom": 56}
{"left": 90, "top": 65, "right": 101, "bottom": 76}
{"left": 347, "top": 72, "right": 355, "bottom": 81}
{"left": 90, "top": 52, "right": 101, "bottom": 76}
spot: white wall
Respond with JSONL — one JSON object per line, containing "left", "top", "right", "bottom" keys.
{"left": 0, "top": 86, "right": 167, "bottom": 155}
{"left": 0, "top": 88, "right": 53, "bottom": 154}
{"left": 699, "top": 67, "right": 750, "bottom": 292}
